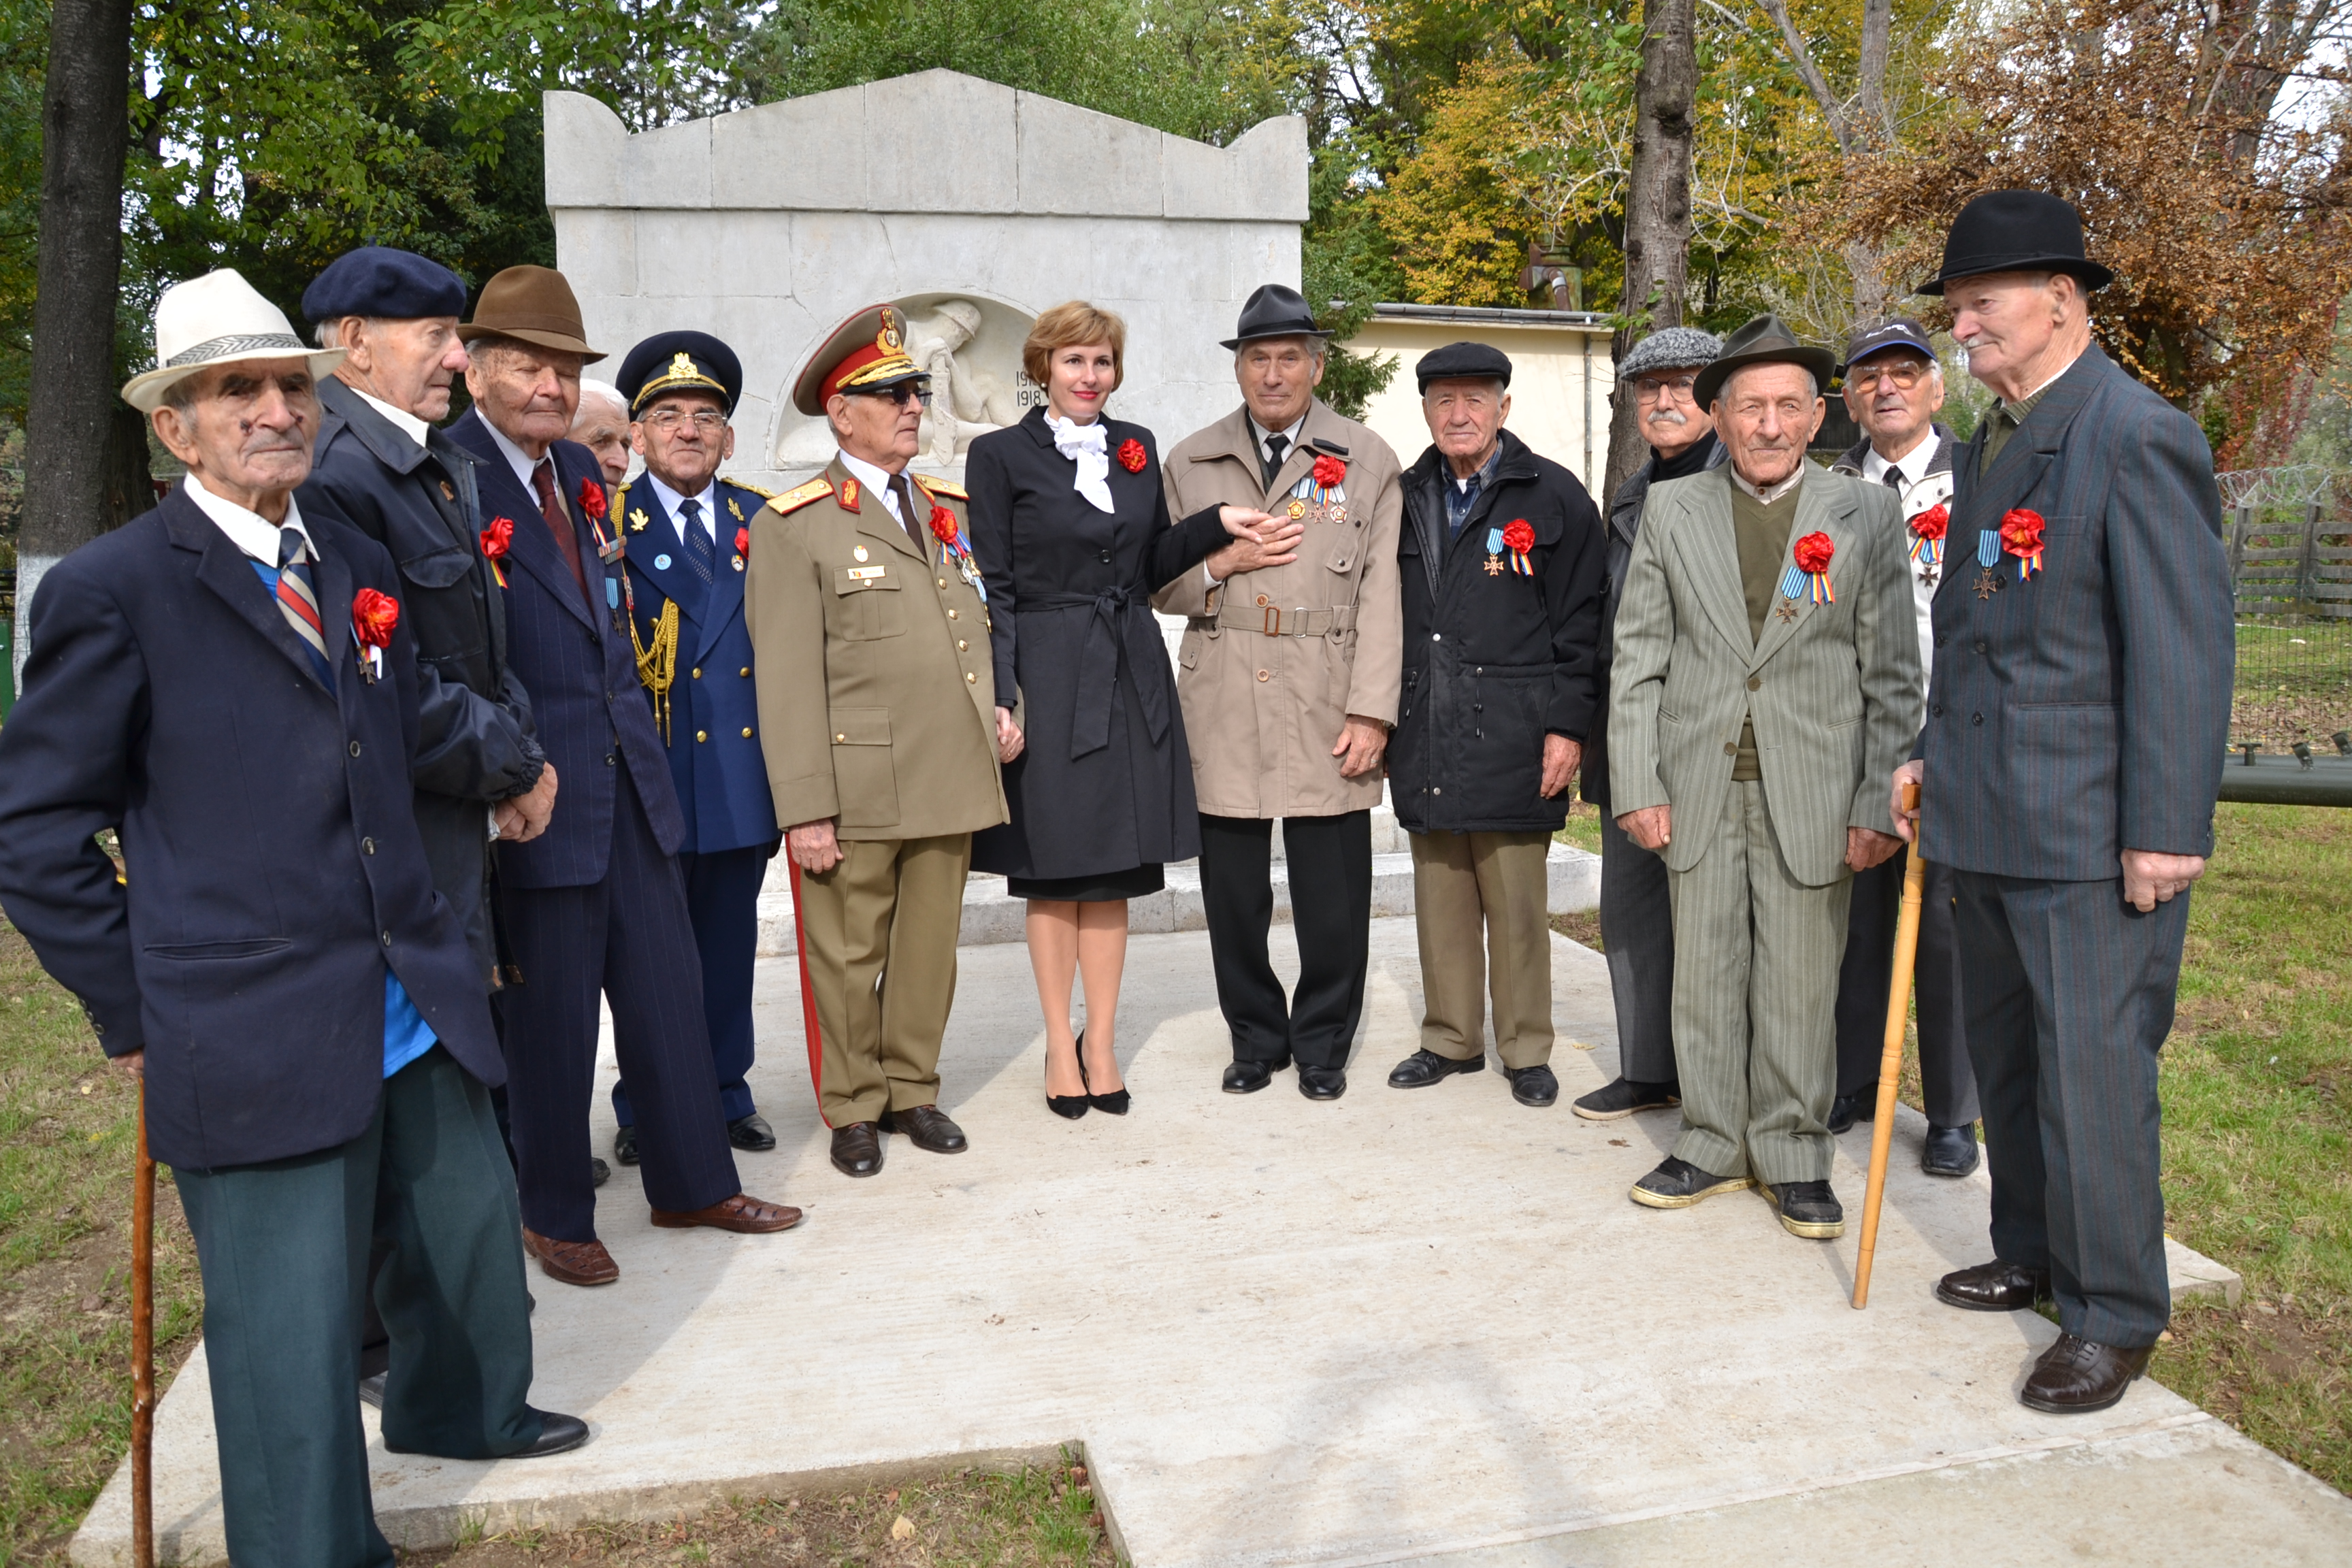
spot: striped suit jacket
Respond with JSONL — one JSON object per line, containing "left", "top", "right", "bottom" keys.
{"left": 1609, "top": 462, "right": 1922, "bottom": 887}
{"left": 1916, "top": 346, "right": 2233, "bottom": 879}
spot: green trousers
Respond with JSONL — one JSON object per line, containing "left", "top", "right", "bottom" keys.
{"left": 1663, "top": 780, "right": 1852, "bottom": 1186}
{"left": 1408, "top": 829, "right": 1556, "bottom": 1069}
{"left": 173, "top": 1047, "right": 540, "bottom": 1568}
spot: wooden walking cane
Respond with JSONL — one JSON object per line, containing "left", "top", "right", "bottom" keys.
{"left": 1852, "top": 781, "right": 1925, "bottom": 1309}
{"left": 132, "top": 1075, "right": 156, "bottom": 1568}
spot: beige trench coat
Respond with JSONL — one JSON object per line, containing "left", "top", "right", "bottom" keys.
{"left": 1156, "top": 399, "right": 1404, "bottom": 819}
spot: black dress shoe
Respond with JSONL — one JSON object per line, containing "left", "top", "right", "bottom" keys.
{"left": 1936, "top": 1258, "right": 2052, "bottom": 1312}
{"left": 510, "top": 1409, "right": 591, "bottom": 1458}
{"left": 358, "top": 1372, "right": 386, "bottom": 1411}
{"left": 1077, "top": 1028, "right": 1129, "bottom": 1115}
{"left": 1630, "top": 1156, "right": 1752, "bottom": 1208}
{"left": 589, "top": 1157, "right": 610, "bottom": 1188}
{"left": 613, "top": 1124, "right": 640, "bottom": 1166}
{"left": 1571, "top": 1077, "right": 1680, "bottom": 1121}
{"left": 1506, "top": 1064, "right": 1559, "bottom": 1107}
{"left": 1827, "top": 1092, "right": 1877, "bottom": 1135}
{"left": 1387, "top": 1048, "right": 1484, "bottom": 1088}
{"left": 880, "top": 1103, "right": 969, "bottom": 1154}
{"left": 727, "top": 1113, "right": 776, "bottom": 1152}
{"left": 1922, "top": 1122, "right": 1980, "bottom": 1177}
{"left": 830, "top": 1122, "right": 883, "bottom": 1177}
{"left": 1298, "top": 1065, "right": 1347, "bottom": 1100}
{"left": 1223, "top": 1060, "right": 1284, "bottom": 1094}
{"left": 2021, "top": 1333, "right": 2152, "bottom": 1414}
{"left": 1761, "top": 1179, "right": 1845, "bottom": 1239}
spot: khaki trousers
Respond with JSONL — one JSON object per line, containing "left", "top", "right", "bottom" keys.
{"left": 1665, "top": 780, "right": 1850, "bottom": 1186}
{"left": 1409, "top": 829, "right": 1554, "bottom": 1070}
{"left": 796, "top": 833, "right": 972, "bottom": 1126}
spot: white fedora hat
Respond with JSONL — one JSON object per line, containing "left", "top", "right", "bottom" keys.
{"left": 120, "top": 269, "right": 346, "bottom": 414}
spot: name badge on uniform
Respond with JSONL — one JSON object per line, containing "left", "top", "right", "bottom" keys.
{"left": 847, "top": 565, "right": 887, "bottom": 581}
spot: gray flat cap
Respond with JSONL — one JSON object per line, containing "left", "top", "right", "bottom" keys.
{"left": 1618, "top": 326, "right": 1723, "bottom": 382}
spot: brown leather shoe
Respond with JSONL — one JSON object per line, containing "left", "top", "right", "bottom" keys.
{"left": 2021, "top": 1332, "right": 2152, "bottom": 1414}
{"left": 831, "top": 1122, "right": 883, "bottom": 1177}
{"left": 880, "top": 1102, "right": 969, "bottom": 1154}
{"left": 522, "top": 1228, "right": 619, "bottom": 1287}
{"left": 1936, "top": 1258, "right": 2053, "bottom": 1312}
{"left": 650, "top": 1192, "right": 804, "bottom": 1233}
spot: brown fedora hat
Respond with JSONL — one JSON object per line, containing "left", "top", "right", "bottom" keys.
{"left": 458, "top": 265, "right": 606, "bottom": 363}
{"left": 1693, "top": 312, "right": 1836, "bottom": 408}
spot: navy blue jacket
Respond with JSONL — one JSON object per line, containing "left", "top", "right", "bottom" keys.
{"left": 1918, "top": 346, "right": 2234, "bottom": 879}
{"left": 446, "top": 412, "right": 685, "bottom": 888}
{"left": 0, "top": 487, "right": 501, "bottom": 1170}
{"left": 615, "top": 475, "right": 779, "bottom": 854}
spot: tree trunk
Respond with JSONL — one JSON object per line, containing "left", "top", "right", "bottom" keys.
{"left": 1605, "top": 0, "right": 1700, "bottom": 502}
{"left": 15, "top": 0, "right": 133, "bottom": 691}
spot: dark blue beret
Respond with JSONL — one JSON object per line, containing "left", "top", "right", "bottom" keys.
{"left": 301, "top": 246, "right": 468, "bottom": 324}
{"left": 1414, "top": 340, "right": 1514, "bottom": 391}
{"left": 616, "top": 330, "right": 744, "bottom": 416}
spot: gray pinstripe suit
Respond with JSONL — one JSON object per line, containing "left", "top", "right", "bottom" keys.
{"left": 1611, "top": 463, "right": 1921, "bottom": 1183}
{"left": 1921, "top": 346, "right": 2232, "bottom": 1345}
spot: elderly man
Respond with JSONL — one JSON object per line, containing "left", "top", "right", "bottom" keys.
{"left": 1384, "top": 342, "right": 1605, "bottom": 1107}
{"left": 748, "top": 304, "right": 1005, "bottom": 1176}
{"left": 0, "top": 271, "right": 586, "bottom": 1568}
{"left": 448, "top": 267, "right": 800, "bottom": 1287}
{"left": 1894, "top": 191, "right": 2232, "bottom": 1412}
{"left": 1610, "top": 313, "right": 1919, "bottom": 1240}
{"left": 570, "top": 378, "right": 634, "bottom": 485}
{"left": 1573, "top": 325, "right": 1725, "bottom": 1123}
{"left": 610, "top": 330, "right": 780, "bottom": 1162}
{"left": 1158, "top": 284, "right": 1405, "bottom": 1100}
{"left": 1823, "top": 316, "right": 1980, "bottom": 1177}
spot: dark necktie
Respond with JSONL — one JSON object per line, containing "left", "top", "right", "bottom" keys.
{"left": 529, "top": 458, "right": 589, "bottom": 600}
{"left": 894, "top": 475, "right": 930, "bottom": 557}
{"left": 1261, "top": 432, "right": 1290, "bottom": 493}
{"left": 275, "top": 527, "right": 331, "bottom": 683}
{"left": 678, "top": 496, "right": 713, "bottom": 615}
{"left": 1882, "top": 465, "right": 1906, "bottom": 493}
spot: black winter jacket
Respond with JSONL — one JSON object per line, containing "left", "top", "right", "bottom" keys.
{"left": 1390, "top": 429, "right": 1606, "bottom": 834}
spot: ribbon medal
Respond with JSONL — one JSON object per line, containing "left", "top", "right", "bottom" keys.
{"left": 1497, "top": 518, "right": 1536, "bottom": 576}
{"left": 930, "top": 504, "right": 986, "bottom": 601}
{"left": 1999, "top": 508, "right": 2046, "bottom": 581}
{"left": 1976, "top": 528, "right": 2002, "bottom": 569}
{"left": 1287, "top": 453, "right": 1350, "bottom": 521}
{"left": 1781, "top": 531, "right": 1836, "bottom": 606}
{"left": 1907, "top": 503, "right": 1948, "bottom": 582}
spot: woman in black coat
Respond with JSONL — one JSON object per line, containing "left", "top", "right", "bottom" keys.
{"left": 968, "top": 302, "right": 1286, "bottom": 1118}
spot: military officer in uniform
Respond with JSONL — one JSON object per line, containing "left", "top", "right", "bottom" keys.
{"left": 610, "top": 330, "right": 782, "bottom": 1164}
{"left": 747, "top": 305, "right": 1009, "bottom": 1177}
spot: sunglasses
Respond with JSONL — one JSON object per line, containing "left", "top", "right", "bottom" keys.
{"left": 855, "top": 382, "right": 934, "bottom": 408}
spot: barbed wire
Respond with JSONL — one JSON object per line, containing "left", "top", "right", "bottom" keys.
{"left": 2217, "top": 466, "right": 2335, "bottom": 510}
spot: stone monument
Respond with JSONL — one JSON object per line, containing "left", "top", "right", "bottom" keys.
{"left": 543, "top": 70, "right": 1308, "bottom": 490}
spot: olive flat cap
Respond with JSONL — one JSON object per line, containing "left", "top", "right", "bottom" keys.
{"left": 1415, "top": 340, "right": 1513, "bottom": 391}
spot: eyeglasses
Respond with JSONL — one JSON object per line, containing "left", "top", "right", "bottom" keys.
{"left": 1846, "top": 359, "right": 1931, "bottom": 392}
{"left": 1633, "top": 374, "right": 1699, "bottom": 402}
{"left": 856, "top": 383, "right": 934, "bottom": 408}
{"left": 640, "top": 409, "right": 728, "bottom": 433}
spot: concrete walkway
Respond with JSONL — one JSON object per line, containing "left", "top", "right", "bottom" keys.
{"left": 75, "top": 921, "right": 2349, "bottom": 1566}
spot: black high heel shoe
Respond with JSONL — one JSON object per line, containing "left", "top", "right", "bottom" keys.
{"left": 1078, "top": 1028, "right": 1130, "bottom": 1115}
{"left": 1047, "top": 1026, "right": 1089, "bottom": 1120}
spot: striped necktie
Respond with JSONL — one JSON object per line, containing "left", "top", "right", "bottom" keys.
{"left": 677, "top": 496, "right": 713, "bottom": 614}
{"left": 276, "top": 527, "right": 331, "bottom": 681}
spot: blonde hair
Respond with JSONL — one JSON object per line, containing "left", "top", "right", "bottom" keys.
{"left": 1023, "top": 301, "right": 1126, "bottom": 393}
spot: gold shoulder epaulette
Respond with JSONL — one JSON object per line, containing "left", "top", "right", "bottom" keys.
{"left": 914, "top": 474, "right": 968, "bottom": 502}
{"left": 766, "top": 476, "right": 835, "bottom": 517}
{"left": 723, "top": 476, "right": 778, "bottom": 500}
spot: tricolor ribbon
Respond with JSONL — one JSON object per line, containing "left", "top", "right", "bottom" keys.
{"left": 1788, "top": 530, "right": 1836, "bottom": 604}
{"left": 1485, "top": 525, "right": 1534, "bottom": 576}
{"left": 1999, "top": 508, "right": 2046, "bottom": 582}
{"left": 1907, "top": 503, "right": 1948, "bottom": 572}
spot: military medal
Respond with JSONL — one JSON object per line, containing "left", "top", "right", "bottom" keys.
{"left": 1287, "top": 499, "right": 1307, "bottom": 520}
{"left": 853, "top": 544, "right": 870, "bottom": 561}
{"left": 928, "top": 504, "right": 985, "bottom": 602}
{"left": 1780, "top": 532, "right": 1835, "bottom": 607}
{"left": 1999, "top": 508, "right": 2046, "bottom": 581}
{"left": 1908, "top": 502, "right": 1948, "bottom": 587}
{"left": 352, "top": 589, "right": 398, "bottom": 683}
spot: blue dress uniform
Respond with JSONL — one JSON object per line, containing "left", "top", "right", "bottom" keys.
{"left": 612, "top": 332, "right": 780, "bottom": 1137}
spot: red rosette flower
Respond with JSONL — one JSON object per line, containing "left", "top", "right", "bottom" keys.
{"left": 479, "top": 516, "right": 514, "bottom": 559}
{"left": 352, "top": 587, "right": 401, "bottom": 648}
{"left": 1116, "top": 437, "right": 1148, "bottom": 474}
{"left": 1311, "top": 453, "right": 1347, "bottom": 488}
{"left": 735, "top": 526, "right": 751, "bottom": 557}
{"left": 930, "top": 504, "right": 960, "bottom": 545}
{"left": 1501, "top": 519, "right": 1536, "bottom": 555}
{"left": 1908, "top": 502, "right": 1949, "bottom": 541}
{"left": 576, "top": 477, "right": 607, "bottom": 521}
{"left": 1999, "top": 507, "right": 2046, "bottom": 557}
{"left": 1793, "top": 532, "right": 1835, "bottom": 574}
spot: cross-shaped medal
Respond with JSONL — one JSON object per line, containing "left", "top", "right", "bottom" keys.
{"left": 1973, "top": 568, "right": 2002, "bottom": 600}
{"left": 1919, "top": 566, "right": 1939, "bottom": 588}
{"left": 1775, "top": 602, "right": 1799, "bottom": 623}
{"left": 1483, "top": 555, "right": 1504, "bottom": 576}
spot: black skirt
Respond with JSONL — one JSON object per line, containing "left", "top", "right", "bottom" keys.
{"left": 1006, "top": 862, "right": 1166, "bottom": 902}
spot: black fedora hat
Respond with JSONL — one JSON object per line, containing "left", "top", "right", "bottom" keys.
{"left": 1221, "top": 284, "right": 1333, "bottom": 350}
{"left": 1692, "top": 313, "right": 1837, "bottom": 408}
{"left": 1918, "top": 189, "right": 2113, "bottom": 296}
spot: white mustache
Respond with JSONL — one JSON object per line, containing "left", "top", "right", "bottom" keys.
{"left": 1646, "top": 407, "right": 1689, "bottom": 427}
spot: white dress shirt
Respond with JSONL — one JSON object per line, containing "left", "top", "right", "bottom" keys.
{"left": 349, "top": 385, "right": 429, "bottom": 448}
{"left": 1861, "top": 427, "right": 1941, "bottom": 489}
{"left": 645, "top": 470, "right": 719, "bottom": 542}
{"left": 480, "top": 415, "right": 549, "bottom": 495}
{"left": 1728, "top": 463, "right": 1806, "bottom": 504}
{"left": 1861, "top": 429, "right": 1950, "bottom": 698}
{"left": 184, "top": 474, "right": 316, "bottom": 565}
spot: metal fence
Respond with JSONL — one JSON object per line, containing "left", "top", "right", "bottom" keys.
{"left": 2219, "top": 467, "right": 2352, "bottom": 751}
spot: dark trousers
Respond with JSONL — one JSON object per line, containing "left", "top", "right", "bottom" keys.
{"left": 174, "top": 1047, "right": 540, "bottom": 1568}
{"left": 497, "top": 766, "right": 740, "bottom": 1241}
{"left": 1198, "top": 810, "right": 1371, "bottom": 1069}
{"left": 1834, "top": 847, "right": 1981, "bottom": 1126}
{"left": 613, "top": 843, "right": 769, "bottom": 1127}
{"left": 1597, "top": 806, "right": 1677, "bottom": 1085}
{"left": 1953, "top": 870, "right": 2187, "bottom": 1348}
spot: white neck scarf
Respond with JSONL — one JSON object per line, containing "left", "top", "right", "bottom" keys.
{"left": 1049, "top": 414, "right": 1115, "bottom": 513}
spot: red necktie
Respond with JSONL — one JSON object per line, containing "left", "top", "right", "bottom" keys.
{"left": 529, "top": 459, "right": 589, "bottom": 601}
